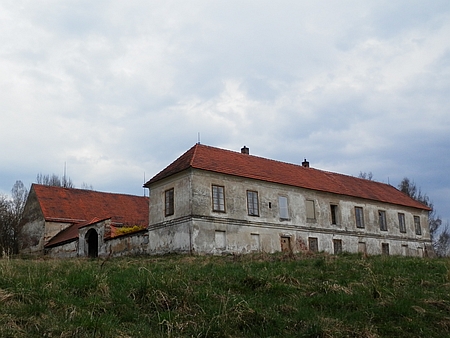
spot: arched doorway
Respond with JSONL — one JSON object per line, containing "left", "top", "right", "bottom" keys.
{"left": 86, "top": 228, "right": 99, "bottom": 258}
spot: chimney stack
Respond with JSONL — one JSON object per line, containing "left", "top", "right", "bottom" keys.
{"left": 302, "top": 158, "right": 309, "bottom": 168}
{"left": 241, "top": 146, "right": 249, "bottom": 155}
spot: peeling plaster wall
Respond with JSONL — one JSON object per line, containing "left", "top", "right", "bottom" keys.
{"left": 148, "top": 169, "right": 431, "bottom": 256}
{"left": 106, "top": 231, "right": 149, "bottom": 257}
{"left": 46, "top": 241, "right": 78, "bottom": 258}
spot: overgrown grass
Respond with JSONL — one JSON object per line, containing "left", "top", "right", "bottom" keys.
{"left": 1, "top": 252, "right": 450, "bottom": 337}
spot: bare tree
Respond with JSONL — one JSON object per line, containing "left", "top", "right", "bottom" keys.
{"left": 358, "top": 171, "right": 373, "bottom": 180}
{"left": 398, "top": 177, "right": 448, "bottom": 256}
{"left": 36, "top": 173, "right": 74, "bottom": 188}
{"left": 0, "top": 181, "right": 28, "bottom": 256}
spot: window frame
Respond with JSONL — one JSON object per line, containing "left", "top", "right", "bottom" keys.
{"left": 247, "top": 190, "right": 259, "bottom": 216}
{"left": 379, "top": 210, "right": 387, "bottom": 231}
{"left": 414, "top": 216, "right": 422, "bottom": 235}
{"left": 278, "top": 196, "right": 289, "bottom": 220}
{"left": 212, "top": 185, "right": 225, "bottom": 212}
{"left": 330, "top": 204, "right": 338, "bottom": 225}
{"left": 355, "top": 206, "right": 365, "bottom": 228}
{"left": 398, "top": 213, "right": 406, "bottom": 233}
{"left": 333, "top": 239, "right": 343, "bottom": 255}
{"left": 306, "top": 199, "right": 316, "bottom": 221}
{"left": 382, "top": 243, "right": 390, "bottom": 255}
{"left": 164, "top": 188, "right": 174, "bottom": 217}
{"left": 308, "top": 237, "right": 319, "bottom": 253}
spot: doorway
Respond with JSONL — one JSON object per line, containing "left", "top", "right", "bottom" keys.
{"left": 86, "top": 228, "right": 99, "bottom": 258}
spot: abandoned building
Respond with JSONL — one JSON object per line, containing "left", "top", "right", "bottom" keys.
{"left": 20, "top": 144, "right": 432, "bottom": 258}
{"left": 20, "top": 184, "right": 148, "bottom": 257}
{"left": 144, "top": 144, "right": 432, "bottom": 257}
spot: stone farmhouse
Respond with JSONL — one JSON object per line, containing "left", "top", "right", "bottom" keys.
{"left": 144, "top": 144, "right": 432, "bottom": 257}
{"left": 20, "top": 184, "right": 149, "bottom": 258}
{"left": 20, "top": 144, "right": 432, "bottom": 257}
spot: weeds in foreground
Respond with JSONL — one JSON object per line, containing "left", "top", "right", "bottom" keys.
{"left": 0, "top": 253, "right": 449, "bottom": 337}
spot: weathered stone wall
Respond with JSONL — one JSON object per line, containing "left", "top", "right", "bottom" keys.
{"left": 148, "top": 168, "right": 431, "bottom": 256}
{"left": 20, "top": 187, "right": 47, "bottom": 253}
{"left": 46, "top": 241, "right": 78, "bottom": 258}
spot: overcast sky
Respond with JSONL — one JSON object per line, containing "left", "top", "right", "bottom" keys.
{"left": 1, "top": 1, "right": 449, "bottom": 223}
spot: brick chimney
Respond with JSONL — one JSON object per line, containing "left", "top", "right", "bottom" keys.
{"left": 241, "top": 146, "right": 249, "bottom": 154}
{"left": 302, "top": 158, "right": 309, "bottom": 168}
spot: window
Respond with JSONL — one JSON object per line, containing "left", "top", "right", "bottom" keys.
{"left": 306, "top": 200, "right": 316, "bottom": 220}
{"left": 164, "top": 188, "right": 174, "bottom": 216}
{"left": 414, "top": 216, "right": 422, "bottom": 235}
{"left": 212, "top": 185, "right": 225, "bottom": 212}
{"left": 279, "top": 196, "right": 289, "bottom": 219}
{"left": 251, "top": 234, "right": 260, "bottom": 252}
{"left": 398, "top": 213, "right": 406, "bottom": 233}
{"left": 379, "top": 210, "right": 387, "bottom": 231}
{"left": 247, "top": 191, "right": 259, "bottom": 216}
{"left": 215, "top": 230, "right": 226, "bottom": 249}
{"left": 382, "top": 243, "right": 390, "bottom": 255}
{"left": 355, "top": 207, "right": 364, "bottom": 228}
{"left": 308, "top": 237, "right": 318, "bottom": 252}
{"left": 330, "top": 204, "right": 338, "bottom": 225}
{"left": 333, "top": 239, "right": 342, "bottom": 254}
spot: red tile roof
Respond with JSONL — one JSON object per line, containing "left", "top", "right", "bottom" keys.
{"left": 33, "top": 184, "right": 149, "bottom": 226}
{"left": 45, "top": 217, "right": 106, "bottom": 248}
{"left": 31, "top": 184, "right": 149, "bottom": 248}
{"left": 146, "top": 144, "right": 431, "bottom": 211}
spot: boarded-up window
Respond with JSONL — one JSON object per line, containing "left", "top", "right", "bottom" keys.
{"left": 398, "top": 213, "right": 406, "bottom": 233}
{"left": 306, "top": 200, "right": 316, "bottom": 220}
{"left": 280, "top": 236, "right": 291, "bottom": 252}
{"left": 308, "top": 237, "right": 318, "bottom": 252}
{"left": 355, "top": 207, "right": 364, "bottom": 228}
{"left": 215, "top": 230, "right": 226, "bottom": 249}
{"left": 358, "top": 242, "right": 366, "bottom": 254}
{"left": 279, "top": 196, "right": 289, "bottom": 219}
{"left": 414, "top": 216, "right": 422, "bottom": 235}
{"left": 333, "top": 239, "right": 342, "bottom": 254}
{"left": 382, "top": 243, "right": 389, "bottom": 255}
{"left": 165, "top": 188, "right": 174, "bottom": 216}
{"left": 212, "top": 185, "right": 225, "bottom": 212}
{"left": 251, "top": 234, "right": 260, "bottom": 252}
{"left": 379, "top": 210, "right": 387, "bottom": 231}
{"left": 402, "top": 244, "right": 409, "bottom": 256}
{"left": 247, "top": 191, "right": 259, "bottom": 216}
{"left": 330, "top": 205, "right": 338, "bottom": 225}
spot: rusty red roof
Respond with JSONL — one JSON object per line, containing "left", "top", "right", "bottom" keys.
{"left": 146, "top": 144, "right": 431, "bottom": 211}
{"left": 30, "top": 184, "right": 149, "bottom": 248}
{"left": 45, "top": 217, "right": 106, "bottom": 248}
{"left": 33, "top": 184, "right": 149, "bottom": 226}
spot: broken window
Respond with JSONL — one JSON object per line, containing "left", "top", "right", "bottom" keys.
{"left": 308, "top": 237, "right": 318, "bottom": 252}
{"left": 306, "top": 200, "right": 316, "bottom": 221}
{"left": 247, "top": 191, "right": 259, "bottom": 216}
{"left": 212, "top": 185, "right": 225, "bottom": 212}
{"left": 414, "top": 216, "right": 422, "bottom": 235}
{"left": 355, "top": 207, "right": 364, "bottom": 228}
{"left": 164, "top": 188, "right": 174, "bottom": 216}
{"left": 398, "top": 213, "right": 406, "bottom": 233}
{"left": 379, "top": 210, "right": 387, "bottom": 231}
{"left": 279, "top": 196, "right": 289, "bottom": 219}
{"left": 333, "top": 239, "right": 342, "bottom": 254}
{"left": 330, "top": 204, "right": 338, "bottom": 225}
{"left": 382, "top": 243, "right": 390, "bottom": 255}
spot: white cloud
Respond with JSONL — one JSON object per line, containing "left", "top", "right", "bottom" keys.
{"left": 1, "top": 0, "right": 450, "bottom": 220}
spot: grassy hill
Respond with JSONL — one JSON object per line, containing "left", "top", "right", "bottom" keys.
{"left": 1, "top": 253, "right": 449, "bottom": 337}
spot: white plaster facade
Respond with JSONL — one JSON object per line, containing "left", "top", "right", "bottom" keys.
{"left": 147, "top": 168, "right": 431, "bottom": 256}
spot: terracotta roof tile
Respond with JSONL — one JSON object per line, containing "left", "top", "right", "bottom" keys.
{"left": 146, "top": 144, "right": 431, "bottom": 211}
{"left": 33, "top": 184, "right": 149, "bottom": 226}
{"left": 32, "top": 184, "right": 149, "bottom": 248}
